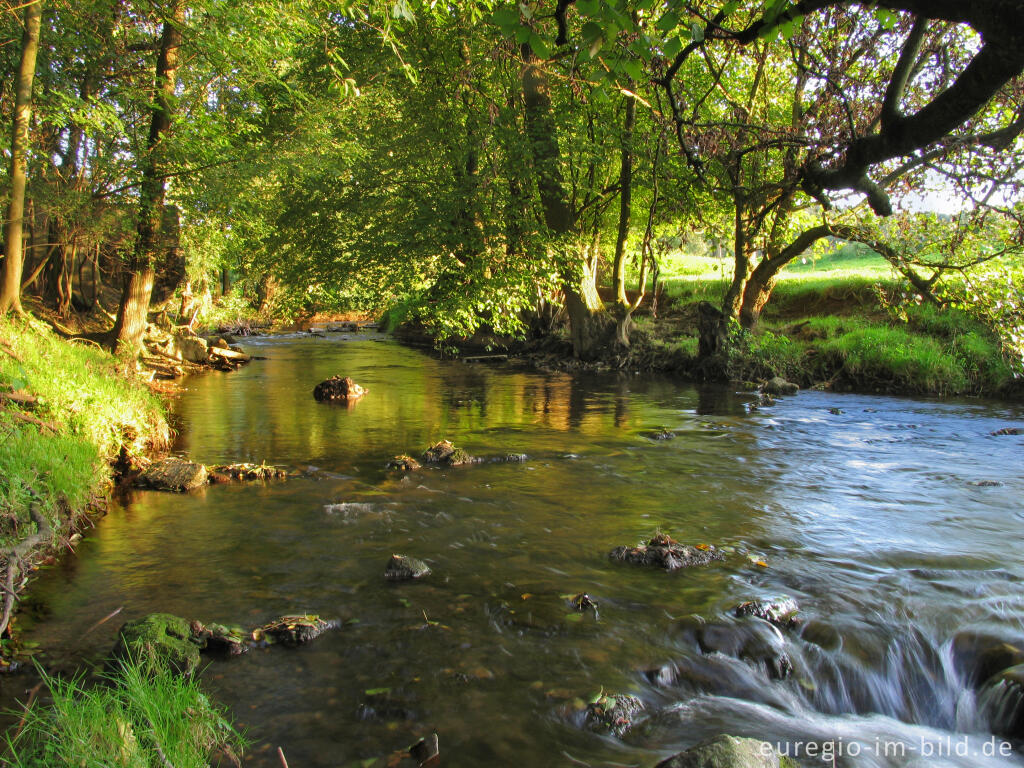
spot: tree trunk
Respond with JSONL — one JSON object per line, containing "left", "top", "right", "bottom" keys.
{"left": 612, "top": 92, "right": 635, "bottom": 308}
{"left": 0, "top": 0, "right": 43, "bottom": 315}
{"left": 738, "top": 270, "right": 776, "bottom": 328}
{"left": 111, "top": 1, "right": 183, "bottom": 352}
{"left": 721, "top": 208, "right": 750, "bottom": 322}
{"left": 519, "top": 43, "right": 609, "bottom": 359}
{"left": 115, "top": 267, "right": 156, "bottom": 349}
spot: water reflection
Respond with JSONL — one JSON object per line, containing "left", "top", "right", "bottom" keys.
{"left": 12, "top": 335, "right": 1024, "bottom": 767}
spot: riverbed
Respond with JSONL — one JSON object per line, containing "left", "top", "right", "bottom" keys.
{"left": 14, "top": 334, "right": 1024, "bottom": 767}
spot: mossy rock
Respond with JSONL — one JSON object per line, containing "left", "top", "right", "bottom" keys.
{"left": 655, "top": 735, "right": 796, "bottom": 767}
{"left": 421, "top": 440, "right": 478, "bottom": 466}
{"left": 111, "top": 613, "right": 202, "bottom": 675}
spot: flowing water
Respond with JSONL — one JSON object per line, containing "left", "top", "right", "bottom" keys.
{"left": 11, "top": 334, "right": 1024, "bottom": 767}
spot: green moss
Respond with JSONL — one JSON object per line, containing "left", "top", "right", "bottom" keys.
{"left": 111, "top": 613, "right": 202, "bottom": 677}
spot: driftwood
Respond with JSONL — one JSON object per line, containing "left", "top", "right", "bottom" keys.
{"left": 0, "top": 503, "right": 53, "bottom": 639}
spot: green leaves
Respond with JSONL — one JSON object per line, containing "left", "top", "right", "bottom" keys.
{"left": 528, "top": 32, "right": 553, "bottom": 59}
{"left": 489, "top": 5, "right": 518, "bottom": 29}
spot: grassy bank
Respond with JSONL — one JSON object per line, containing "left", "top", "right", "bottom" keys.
{"left": 4, "top": 656, "right": 243, "bottom": 767}
{"left": 646, "top": 251, "right": 1020, "bottom": 396}
{"left": 0, "top": 314, "right": 169, "bottom": 644}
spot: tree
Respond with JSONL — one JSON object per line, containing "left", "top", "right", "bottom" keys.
{"left": 0, "top": 0, "right": 43, "bottom": 315}
{"left": 108, "top": 1, "right": 185, "bottom": 352}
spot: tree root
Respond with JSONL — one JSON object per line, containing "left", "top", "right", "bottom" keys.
{"left": 0, "top": 502, "right": 53, "bottom": 639}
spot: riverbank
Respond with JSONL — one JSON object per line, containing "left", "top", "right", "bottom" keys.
{"left": 0, "top": 313, "right": 170, "bottom": 658}
{"left": 389, "top": 269, "right": 1022, "bottom": 399}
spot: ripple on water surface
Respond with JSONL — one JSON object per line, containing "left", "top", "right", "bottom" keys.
{"left": 14, "top": 336, "right": 1024, "bottom": 767}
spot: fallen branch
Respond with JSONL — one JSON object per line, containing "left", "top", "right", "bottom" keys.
{"left": 0, "top": 391, "right": 37, "bottom": 407}
{"left": 0, "top": 341, "right": 22, "bottom": 362}
{"left": 0, "top": 503, "right": 53, "bottom": 638}
{"left": 7, "top": 411, "right": 58, "bottom": 434}
{"left": 82, "top": 606, "right": 124, "bottom": 637}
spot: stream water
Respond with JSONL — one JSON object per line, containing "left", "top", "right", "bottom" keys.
{"left": 11, "top": 334, "right": 1024, "bottom": 767}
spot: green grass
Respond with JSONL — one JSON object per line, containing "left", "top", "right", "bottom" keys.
{"left": 726, "top": 312, "right": 1015, "bottom": 395}
{"left": 0, "top": 314, "right": 169, "bottom": 548}
{"left": 3, "top": 657, "right": 243, "bottom": 767}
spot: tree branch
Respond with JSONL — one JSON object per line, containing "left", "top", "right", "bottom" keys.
{"left": 880, "top": 17, "right": 928, "bottom": 132}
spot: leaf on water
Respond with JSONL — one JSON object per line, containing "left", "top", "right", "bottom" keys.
{"left": 365, "top": 687, "right": 392, "bottom": 696}
{"left": 398, "top": 597, "right": 411, "bottom": 608}
{"left": 564, "top": 612, "right": 583, "bottom": 623}
{"left": 521, "top": 593, "right": 532, "bottom": 600}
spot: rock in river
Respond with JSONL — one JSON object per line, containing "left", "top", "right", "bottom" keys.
{"left": 111, "top": 613, "right": 203, "bottom": 675}
{"left": 251, "top": 615, "right": 341, "bottom": 647}
{"left": 385, "top": 554, "right": 431, "bottom": 581}
{"left": 138, "top": 456, "right": 208, "bottom": 492}
{"left": 734, "top": 597, "right": 800, "bottom": 631}
{"left": 583, "top": 692, "right": 644, "bottom": 738}
{"left": 609, "top": 533, "right": 725, "bottom": 572}
{"left": 421, "top": 440, "right": 479, "bottom": 466}
{"left": 387, "top": 454, "right": 422, "bottom": 471}
{"left": 111, "top": 612, "right": 341, "bottom": 673}
{"left": 761, "top": 376, "right": 799, "bottom": 396}
{"left": 655, "top": 734, "right": 796, "bottom": 768}
{"left": 313, "top": 375, "right": 367, "bottom": 402}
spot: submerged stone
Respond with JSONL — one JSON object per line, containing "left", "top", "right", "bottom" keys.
{"left": 387, "top": 455, "right": 422, "bottom": 471}
{"left": 641, "top": 428, "right": 676, "bottom": 441}
{"left": 583, "top": 692, "right": 644, "bottom": 738}
{"left": 138, "top": 457, "right": 208, "bottom": 492}
{"left": 655, "top": 735, "right": 795, "bottom": 768}
{"left": 385, "top": 554, "right": 431, "bottom": 581}
{"left": 609, "top": 533, "right": 725, "bottom": 572}
{"left": 675, "top": 615, "right": 794, "bottom": 680}
{"left": 313, "top": 375, "right": 366, "bottom": 402}
{"left": 734, "top": 597, "right": 800, "bottom": 630}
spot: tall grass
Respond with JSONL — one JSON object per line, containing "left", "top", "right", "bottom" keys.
{"left": 0, "top": 314, "right": 169, "bottom": 548}
{"left": 4, "top": 658, "right": 243, "bottom": 767}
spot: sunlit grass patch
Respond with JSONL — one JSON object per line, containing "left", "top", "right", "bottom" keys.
{"left": 0, "top": 314, "right": 169, "bottom": 548}
{"left": 3, "top": 658, "right": 244, "bottom": 767}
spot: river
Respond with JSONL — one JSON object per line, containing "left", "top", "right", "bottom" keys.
{"left": 13, "top": 334, "right": 1024, "bottom": 767}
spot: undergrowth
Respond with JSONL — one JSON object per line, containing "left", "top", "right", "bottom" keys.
{"left": 3, "top": 657, "right": 243, "bottom": 767}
